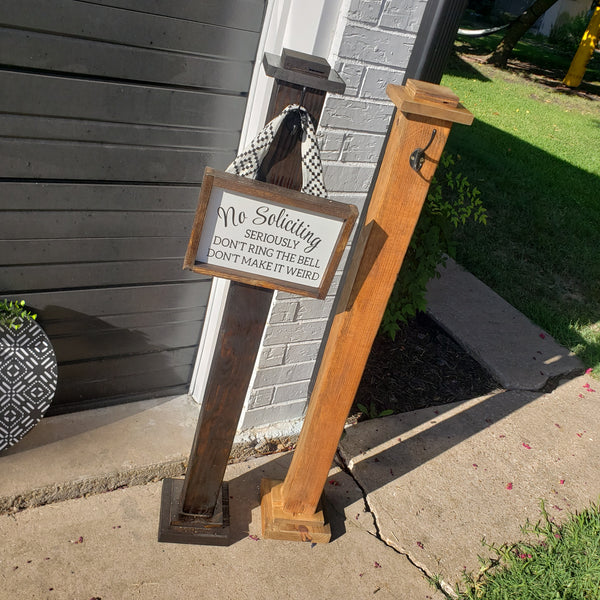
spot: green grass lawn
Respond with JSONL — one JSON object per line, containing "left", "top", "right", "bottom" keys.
{"left": 440, "top": 42, "right": 600, "bottom": 375}
{"left": 447, "top": 502, "right": 600, "bottom": 599}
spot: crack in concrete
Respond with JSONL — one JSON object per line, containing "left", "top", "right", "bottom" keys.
{"left": 335, "top": 449, "right": 455, "bottom": 598}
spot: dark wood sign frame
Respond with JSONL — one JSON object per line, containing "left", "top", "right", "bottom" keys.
{"left": 184, "top": 168, "right": 358, "bottom": 299}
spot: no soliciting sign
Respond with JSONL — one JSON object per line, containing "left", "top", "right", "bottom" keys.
{"left": 184, "top": 168, "right": 358, "bottom": 299}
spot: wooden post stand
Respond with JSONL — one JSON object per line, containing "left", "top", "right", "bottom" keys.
{"left": 260, "top": 80, "right": 473, "bottom": 543}
{"left": 158, "top": 50, "right": 344, "bottom": 546}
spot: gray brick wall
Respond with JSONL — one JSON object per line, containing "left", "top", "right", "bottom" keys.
{"left": 239, "top": 0, "right": 428, "bottom": 431}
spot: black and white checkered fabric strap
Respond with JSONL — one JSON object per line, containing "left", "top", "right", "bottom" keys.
{"left": 226, "top": 104, "right": 328, "bottom": 198}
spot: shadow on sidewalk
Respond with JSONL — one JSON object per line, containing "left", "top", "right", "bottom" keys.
{"left": 225, "top": 386, "right": 542, "bottom": 545}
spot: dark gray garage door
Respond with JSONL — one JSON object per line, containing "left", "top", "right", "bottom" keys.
{"left": 0, "top": 0, "right": 265, "bottom": 414}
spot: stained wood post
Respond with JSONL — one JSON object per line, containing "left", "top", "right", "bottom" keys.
{"left": 260, "top": 80, "right": 473, "bottom": 542}
{"left": 158, "top": 50, "right": 344, "bottom": 545}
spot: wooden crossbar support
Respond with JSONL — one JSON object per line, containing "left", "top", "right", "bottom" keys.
{"left": 260, "top": 81, "right": 472, "bottom": 541}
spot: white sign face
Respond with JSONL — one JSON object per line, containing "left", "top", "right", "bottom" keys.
{"left": 196, "top": 188, "right": 344, "bottom": 289}
{"left": 184, "top": 169, "right": 358, "bottom": 299}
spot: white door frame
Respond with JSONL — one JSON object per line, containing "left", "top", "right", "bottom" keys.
{"left": 189, "top": 0, "right": 344, "bottom": 405}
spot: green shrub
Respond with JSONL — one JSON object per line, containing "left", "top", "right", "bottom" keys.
{"left": 549, "top": 13, "right": 590, "bottom": 53}
{"left": 380, "top": 154, "right": 487, "bottom": 340}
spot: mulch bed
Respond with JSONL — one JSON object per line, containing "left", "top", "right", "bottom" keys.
{"left": 234, "top": 313, "right": 502, "bottom": 456}
{"left": 353, "top": 312, "right": 502, "bottom": 419}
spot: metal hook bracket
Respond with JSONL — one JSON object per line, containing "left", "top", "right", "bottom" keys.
{"left": 409, "top": 128, "right": 437, "bottom": 172}
{"left": 289, "top": 87, "right": 307, "bottom": 138}
{"left": 298, "top": 86, "right": 307, "bottom": 108}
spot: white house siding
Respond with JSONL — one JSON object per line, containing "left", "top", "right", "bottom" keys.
{"left": 239, "top": 0, "right": 428, "bottom": 432}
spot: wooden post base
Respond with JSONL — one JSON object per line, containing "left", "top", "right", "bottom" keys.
{"left": 158, "top": 478, "right": 230, "bottom": 546}
{"left": 260, "top": 479, "right": 331, "bottom": 543}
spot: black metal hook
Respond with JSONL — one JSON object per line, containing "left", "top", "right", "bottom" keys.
{"left": 298, "top": 86, "right": 307, "bottom": 107}
{"left": 409, "top": 128, "right": 437, "bottom": 172}
{"left": 289, "top": 87, "right": 307, "bottom": 138}
{"left": 287, "top": 110, "right": 303, "bottom": 139}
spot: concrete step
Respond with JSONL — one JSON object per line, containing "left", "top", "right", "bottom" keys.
{"left": 426, "top": 258, "right": 584, "bottom": 390}
{"left": 0, "top": 395, "right": 200, "bottom": 513}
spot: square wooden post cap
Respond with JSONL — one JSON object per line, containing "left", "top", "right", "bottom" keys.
{"left": 387, "top": 79, "right": 473, "bottom": 125}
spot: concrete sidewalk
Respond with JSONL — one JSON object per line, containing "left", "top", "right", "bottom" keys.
{"left": 0, "top": 452, "right": 442, "bottom": 600}
{"left": 426, "top": 258, "right": 584, "bottom": 391}
{"left": 1, "top": 373, "right": 597, "bottom": 599}
{"left": 1, "top": 261, "right": 596, "bottom": 599}
{"left": 338, "top": 373, "right": 600, "bottom": 594}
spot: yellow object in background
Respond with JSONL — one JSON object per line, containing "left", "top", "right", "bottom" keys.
{"left": 563, "top": 6, "right": 600, "bottom": 88}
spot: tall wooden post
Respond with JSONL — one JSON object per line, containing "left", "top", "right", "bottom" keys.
{"left": 158, "top": 50, "right": 344, "bottom": 545}
{"left": 260, "top": 80, "right": 473, "bottom": 542}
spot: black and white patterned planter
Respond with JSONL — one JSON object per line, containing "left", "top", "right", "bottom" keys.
{"left": 0, "top": 319, "right": 57, "bottom": 452}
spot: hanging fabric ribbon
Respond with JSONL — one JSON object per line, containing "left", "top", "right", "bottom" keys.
{"left": 226, "top": 104, "right": 328, "bottom": 199}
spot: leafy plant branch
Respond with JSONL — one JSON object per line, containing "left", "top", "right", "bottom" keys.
{"left": 0, "top": 300, "right": 38, "bottom": 331}
{"left": 381, "top": 154, "right": 487, "bottom": 340}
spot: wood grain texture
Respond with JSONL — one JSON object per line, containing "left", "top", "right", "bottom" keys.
{"left": 1, "top": 0, "right": 260, "bottom": 59}
{"left": 280, "top": 85, "right": 473, "bottom": 516}
{"left": 0, "top": 27, "right": 254, "bottom": 92}
{"left": 72, "top": 0, "right": 266, "bottom": 31}
{"left": 1, "top": 261, "right": 199, "bottom": 292}
{"left": 405, "top": 79, "right": 459, "bottom": 106}
{"left": 386, "top": 84, "right": 473, "bottom": 125}
{"left": 181, "top": 283, "right": 273, "bottom": 515}
{"left": 0, "top": 72, "right": 247, "bottom": 129}
{"left": 0, "top": 182, "right": 201, "bottom": 211}
{"left": 260, "top": 479, "right": 331, "bottom": 543}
